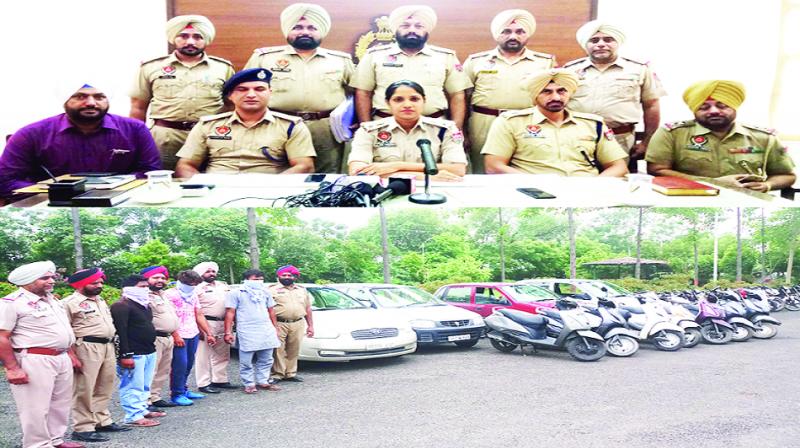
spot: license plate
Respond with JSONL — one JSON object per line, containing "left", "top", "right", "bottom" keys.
{"left": 366, "top": 342, "right": 390, "bottom": 350}
{"left": 448, "top": 334, "right": 471, "bottom": 341}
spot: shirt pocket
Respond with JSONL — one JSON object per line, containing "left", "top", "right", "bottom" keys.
{"left": 207, "top": 139, "right": 236, "bottom": 158}
{"left": 270, "top": 72, "right": 296, "bottom": 93}
{"left": 198, "top": 78, "right": 225, "bottom": 99}
{"left": 374, "top": 146, "right": 403, "bottom": 162}
{"left": 574, "top": 140, "right": 600, "bottom": 167}
{"left": 678, "top": 147, "right": 714, "bottom": 165}
{"left": 517, "top": 135, "right": 555, "bottom": 163}
{"left": 153, "top": 78, "right": 182, "bottom": 98}
{"left": 611, "top": 75, "right": 640, "bottom": 99}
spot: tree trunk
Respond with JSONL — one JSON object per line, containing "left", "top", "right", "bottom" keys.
{"left": 247, "top": 208, "right": 260, "bottom": 268}
{"left": 498, "top": 208, "right": 506, "bottom": 282}
{"left": 380, "top": 207, "right": 391, "bottom": 283}
{"left": 71, "top": 208, "right": 83, "bottom": 270}
{"left": 761, "top": 208, "right": 766, "bottom": 280}
{"left": 786, "top": 238, "right": 796, "bottom": 285}
{"left": 713, "top": 213, "right": 719, "bottom": 282}
{"left": 568, "top": 208, "right": 576, "bottom": 280}
{"left": 736, "top": 208, "right": 742, "bottom": 282}
{"left": 635, "top": 207, "right": 643, "bottom": 279}
{"left": 693, "top": 236, "right": 699, "bottom": 287}
{"left": 229, "top": 264, "right": 235, "bottom": 284}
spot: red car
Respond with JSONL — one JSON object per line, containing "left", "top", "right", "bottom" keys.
{"left": 433, "top": 283, "right": 557, "bottom": 317}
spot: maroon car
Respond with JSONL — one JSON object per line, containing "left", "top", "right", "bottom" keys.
{"left": 433, "top": 283, "right": 557, "bottom": 317}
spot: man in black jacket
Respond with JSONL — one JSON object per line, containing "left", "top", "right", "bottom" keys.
{"left": 110, "top": 275, "right": 163, "bottom": 428}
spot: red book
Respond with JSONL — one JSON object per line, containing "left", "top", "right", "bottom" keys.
{"left": 652, "top": 176, "right": 720, "bottom": 196}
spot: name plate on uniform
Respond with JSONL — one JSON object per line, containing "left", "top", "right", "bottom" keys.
{"left": 209, "top": 136, "right": 232, "bottom": 140}
{"left": 158, "top": 75, "right": 177, "bottom": 79}
{"left": 382, "top": 63, "right": 403, "bottom": 67}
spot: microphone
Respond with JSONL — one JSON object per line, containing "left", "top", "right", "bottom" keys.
{"left": 416, "top": 139, "right": 439, "bottom": 175}
{"left": 372, "top": 179, "right": 412, "bottom": 206}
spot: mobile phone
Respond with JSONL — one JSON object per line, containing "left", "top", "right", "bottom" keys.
{"left": 304, "top": 173, "right": 326, "bottom": 183}
{"left": 517, "top": 187, "right": 556, "bottom": 199}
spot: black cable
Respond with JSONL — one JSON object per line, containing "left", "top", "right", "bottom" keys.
{"left": 280, "top": 181, "right": 374, "bottom": 207}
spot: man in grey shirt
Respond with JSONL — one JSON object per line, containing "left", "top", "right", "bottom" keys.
{"left": 223, "top": 269, "right": 281, "bottom": 394}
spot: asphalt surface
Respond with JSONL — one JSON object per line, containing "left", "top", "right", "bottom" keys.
{"left": 1, "top": 312, "right": 799, "bottom": 448}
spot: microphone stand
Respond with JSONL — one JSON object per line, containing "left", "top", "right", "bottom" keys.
{"left": 409, "top": 170, "right": 446, "bottom": 204}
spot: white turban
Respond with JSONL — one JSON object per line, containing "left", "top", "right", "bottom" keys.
{"left": 389, "top": 6, "right": 437, "bottom": 32}
{"left": 575, "top": 20, "right": 626, "bottom": 50}
{"left": 280, "top": 3, "right": 332, "bottom": 38}
{"left": 8, "top": 261, "right": 56, "bottom": 286}
{"left": 166, "top": 15, "right": 216, "bottom": 45}
{"left": 193, "top": 261, "right": 219, "bottom": 276}
{"left": 490, "top": 9, "right": 536, "bottom": 39}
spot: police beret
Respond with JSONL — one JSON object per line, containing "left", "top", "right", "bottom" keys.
{"left": 222, "top": 68, "right": 273, "bottom": 97}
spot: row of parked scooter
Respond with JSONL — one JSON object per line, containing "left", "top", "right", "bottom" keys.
{"left": 483, "top": 285, "right": 790, "bottom": 362}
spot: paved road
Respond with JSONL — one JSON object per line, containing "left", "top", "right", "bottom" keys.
{"left": 2, "top": 312, "right": 799, "bottom": 448}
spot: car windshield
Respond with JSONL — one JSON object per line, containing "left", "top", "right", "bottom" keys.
{"left": 369, "top": 286, "right": 444, "bottom": 308}
{"left": 308, "top": 287, "right": 368, "bottom": 311}
{"left": 575, "top": 282, "right": 617, "bottom": 298}
{"left": 502, "top": 284, "right": 559, "bottom": 302}
{"left": 593, "top": 281, "right": 631, "bottom": 296}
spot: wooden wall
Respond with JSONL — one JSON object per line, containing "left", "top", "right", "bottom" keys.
{"left": 172, "top": 0, "right": 596, "bottom": 69}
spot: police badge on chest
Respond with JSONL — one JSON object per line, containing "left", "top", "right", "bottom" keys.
{"left": 374, "top": 131, "right": 397, "bottom": 147}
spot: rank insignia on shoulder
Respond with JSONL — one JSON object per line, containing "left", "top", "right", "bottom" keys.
{"left": 604, "top": 129, "right": 615, "bottom": 141}
{"left": 664, "top": 121, "right": 689, "bottom": 130}
{"left": 451, "top": 129, "right": 464, "bottom": 143}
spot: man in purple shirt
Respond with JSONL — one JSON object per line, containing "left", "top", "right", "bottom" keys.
{"left": 0, "top": 84, "right": 162, "bottom": 201}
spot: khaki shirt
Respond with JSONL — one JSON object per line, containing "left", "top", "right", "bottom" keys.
{"left": 481, "top": 107, "right": 627, "bottom": 176}
{"left": 196, "top": 281, "right": 229, "bottom": 319}
{"left": 350, "top": 43, "right": 471, "bottom": 115}
{"left": 176, "top": 110, "right": 316, "bottom": 173}
{"left": 0, "top": 288, "right": 75, "bottom": 350}
{"left": 564, "top": 56, "right": 666, "bottom": 129}
{"left": 349, "top": 116, "right": 468, "bottom": 165}
{"left": 645, "top": 120, "right": 795, "bottom": 178}
{"left": 464, "top": 48, "right": 555, "bottom": 110}
{"left": 244, "top": 45, "right": 355, "bottom": 113}
{"left": 268, "top": 284, "right": 311, "bottom": 320}
{"left": 130, "top": 53, "right": 235, "bottom": 122}
{"left": 149, "top": 291, "right": 180, "bottom": 333}
{"left": 62, "top": 292, "right": 116, "bottom": 339}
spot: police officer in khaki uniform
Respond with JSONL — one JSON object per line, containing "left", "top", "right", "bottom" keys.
{"left": 62, "top": 269, "right": 129, "bottom": 443}
{"left": 564, "top": 20, "right": 666, "bottom": 168}
{"left": 245, "top": 4, "right": 354, "bottom": 173}
{"left": 482, "top": 70, "right": 628, "bottom": 176}
{"left": 130, "top": 15, "right": 235, "bottom": 170}
{"left": 175, "top": 68, "right": 316, "bottom": 177}
{"left": 351, "top": 5, "right": 471, "bottom": 130}
{"left": 139, "top": 266, "right": 181, "bottom": 408}
{"left": 646, "top": 80, "right": 796, "bottom": 192}
{"left": 464, "top": 9, "right": 555, "bottom": 174}
{"left": 268, "top": 265, "right": 313, "bottom": 383}
{"left": 0, "top": 261, "right": 84, "bottom": 448}
{"left": 348, "top": 80, "right": 467, "bottom": 180}
{"left": 192, "top": 262, "right": 235, "bottom": 393}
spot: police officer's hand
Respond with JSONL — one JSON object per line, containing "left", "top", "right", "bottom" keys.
{"left": 353, "top": 162, "right": 400, "bottom": 177}
{"left": 224, "top": 333, "right": 235, "bottom": 344}
{"left": 630, "top": 142, "right": 647, "bottom": 159}
{"left": 173, "top": 334, "right": 186, "bottom": 347}
{"left": 69, "top": 352, "right": 83, "bottom": 373}
{"left": 741, "top": 181, "right": 771, "bottom": 193}
{"left": 431, "top": 171, "right": 464, "bottom": 182}
{"left": 5, "top": 366, "right": 29, "bottom": 385}
{"left": 206, "top": 335, "right": 217, "bottom": 346}
{"left": 119, "top": 358, "right": 135, "bottom": 370}
{"left": 715, "top": 174, "right": 750, "bottom": 188}
{"left": 306, "top": 325, "right": 314, "bottom": 337}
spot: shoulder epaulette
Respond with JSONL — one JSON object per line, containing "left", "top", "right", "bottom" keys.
{"left": 742, "top": 124, "right": 778, "bottom": 136}
{"left": 421, "top": 116, "right": 453, "bottom": 128}
{"left": 562, "top": 57, "right": 588, "bottom": 68}
{"left": 255, "top": 46, "right": 285, "bottom": 56}
{"left": 499, "top": 108, "right": 536, "bottom": 119}
{"left": 529, "top": 50, "right": 555, "bottom": 59}
{"left": 367, "top": 44, "right": 392, "bottom": 53}
{"left": 324, "top": 48, "right": 353, "bottom": 59}
{"left": 467, "top": 50, "right": 493, "bottom": 60}
{"left": 140, "top": 55, "right": 170, "bottom": 66}
{"left": 663, "top": 120, "right": 694, "bottom": 131}
{"left": 621, "top": 56, "right": 649, "bottom": 66}
{"left": 571, "top": 111, "right": 604, "bottom": 123}
{"left": 208, "top": 55, "right": 234, "bottom": 66}
{"left": 1, "top": 291, "right": 22, "bottom": 302}
{"left": 270, "top": 111, "right": 303, "bottom": 123}
{"left": 360, "top": 119, "right": 391, "bottom": 132}
{"left": 200, "top": 111, "right": 233, "bottom": 122}
{"left": 429, "top": 45, "right": 456, "bottom": 55}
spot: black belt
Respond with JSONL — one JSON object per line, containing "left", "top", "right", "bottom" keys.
{"left": 270, "top": 108, "right": 333, "bottom": 121}
{"left": 611, "top": 123, "right": 636, "bottom": 134}
{"left": 81, "top": 336, "right": 113, "bottom": 344}
{"left": 153, "top": 119, "right": 198, "bottom": 131}
{"left": 277, "top": 317, "right": 303, "bottom": 323}
{"left": 472, "top": 105, "right": 506, "bottom": 116}
{"left": 156, "top": 331, "right": 171, "bottom": 338}
{"left": 205, "top": 316, "right": 223, "bottom": 321}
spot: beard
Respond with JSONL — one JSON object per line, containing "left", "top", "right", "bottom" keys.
{"left": 289, "top": 36, "right": 321, "bottom": 50}
{"left": 396, "top": 32, "right": 428, "bottom": 50}
{"left": 84, "top": 287, "right": 104, "bottom": 297}
{"left": 202, "top": 274, "right": 217, "bottom": 283}
{"left": 177, "top": 45, "right": 204, "bottom": 57}
{"left": 697, "top": 115, "right": 734, "bottom": 132}
{"left": 148, "top": 283, "right": 165, "bottom": 291}
{"left": 64, "top": 106, "right": 108, "bottom": 126}
{"left": 543, "top": 100, "right": 565, "bottom": 112}
{"left": 500, "top": 39, "right": 524, "bottom": 52}
{"left": 279, "top": 278, "right": 295, "bottom": 286}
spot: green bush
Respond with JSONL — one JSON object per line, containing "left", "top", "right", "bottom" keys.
{"left": 1, "top": 281, "right": 121, "bottom": 305}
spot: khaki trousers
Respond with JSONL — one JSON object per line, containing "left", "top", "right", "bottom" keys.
{"left": 306, "top": 118, "right": 345, "bottom": 174}
{"left": 271, "top": 320, "right": 305, "bottom": 379}
{"left": 149, "top": 335, "right": 174, "bottom": 403}
{"left": 466, "top": 112, "right": 496, "bottom": 174}
{"left": 71, "top": 341, "right": 116, "bottom": 432}
{"left": 194, "top": 320, "right": 230, "bottom": 387}
{"left": 10, "top": 352, "right": 73, "bottom": 448}
{"left": 150, "top": 125, "right": 190, "bottom": 171}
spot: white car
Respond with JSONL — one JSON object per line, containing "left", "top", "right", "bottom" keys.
{"left": 300, "top": 285, "right": 418, "bottom": 362}
{"left": 326, "top": 283, "right": 485, "bottom": 348}
{"left": 517, "top": 279, "right": 639, "bottom": 307}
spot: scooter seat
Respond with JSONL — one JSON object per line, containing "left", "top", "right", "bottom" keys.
{"left": 498, "top": 308, "right": 547, "bottom": 328}
{"left": 537, "top": 308, "right": 564, "bottom": 322}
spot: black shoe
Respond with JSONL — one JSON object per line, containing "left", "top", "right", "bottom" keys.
{"left": 151, "top": 399, "right": 178, "bottom": 408}
{"left": 284, "top": 376, "right": 304, "bottom": 382}
{"left": 198, "top": 385, "right": 221, "bottom": 394}
{"left": 211, "top": 382, "right": 239, "bottom": 389}
{"left": 95, "top": 423, "right": 132, "bottom": 433}
{"left": 147, "top": 405, "right": 159, "bottom": 412}
{"left": 72, "top": 431, "right": 110, "bottom": 442}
